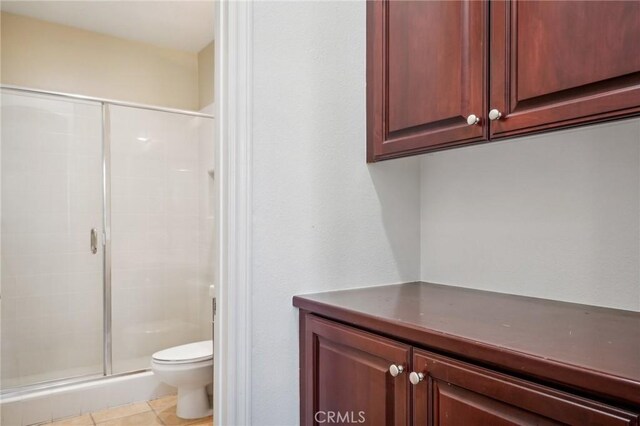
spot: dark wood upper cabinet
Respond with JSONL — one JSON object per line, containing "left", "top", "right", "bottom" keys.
{"left": 367, "top": 0, "right": 488, "bottom": 162}
{"left": 367, "top": 0, "right": 640, "bottom": 162}
{"left": 300, "top": 314, "right": 410, "bottom": 426}
{"left": 490, "top": 0, "right": 640, "bottom": 139}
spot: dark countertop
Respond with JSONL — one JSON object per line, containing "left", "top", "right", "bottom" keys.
{"left": 293, "top": 282, "right": 640, "bottom": 407}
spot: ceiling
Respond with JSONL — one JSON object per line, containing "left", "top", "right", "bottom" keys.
{"left": 0, "top": 0, "right": 215, "bottom": 53}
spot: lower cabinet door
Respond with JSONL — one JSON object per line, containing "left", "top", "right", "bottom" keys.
{"left": 301, "top": 314, "right": 410, "bottom": 426}
{"left": 411, "top": 349, "right": 639, "bottom": 426}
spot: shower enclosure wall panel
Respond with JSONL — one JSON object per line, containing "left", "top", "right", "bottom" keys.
{"left": 1, "top": 91, "right": 104, "bottom": 388}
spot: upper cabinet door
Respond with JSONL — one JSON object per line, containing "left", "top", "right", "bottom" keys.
{"left": 490, "top": 0, "right": 640, "bottom": 139}
{"left": 367, "top": 1, "right": 488, "bottom": 162}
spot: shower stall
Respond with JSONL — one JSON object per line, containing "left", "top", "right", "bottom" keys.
{"left": 0, "top": 87, "right": 215, "bottom": 395}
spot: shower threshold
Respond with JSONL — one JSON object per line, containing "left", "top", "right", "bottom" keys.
{"left": 0, "top": 368, "right": 149, "bottom": 400}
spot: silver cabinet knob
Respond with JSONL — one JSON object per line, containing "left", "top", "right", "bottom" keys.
{"left": 389, "top": 364, "right": 404, "bottom": 377}
{"left": 409, "top": 372, "right": 424, "bottom": 385}
{"left": 466, "top": 114, "right": 480, "bottom": 125}
{"left": 489, "top": 109, "right": 502, "bottom": 121}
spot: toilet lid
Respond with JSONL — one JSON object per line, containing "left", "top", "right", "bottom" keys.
{"left": 152, "top": 340, "right": 213, "bottom": 364}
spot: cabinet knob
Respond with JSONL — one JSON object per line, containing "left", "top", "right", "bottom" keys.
{"left": 489, "top": 109, "right": 502, "bottom": 121}
{"left": 466, "top": 114, "right": 480, "bottom": 125}
{"left": 409, "top": 372, "right": 425, "bottom": 385}
{"left": 389, "top": 364, "right": 404, "bottom": 377}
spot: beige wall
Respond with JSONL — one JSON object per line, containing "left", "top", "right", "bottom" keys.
{"left": 198, "top": 41, "right": 214, "bottom": 109}
{"left": 1, "top": 12, "right": 202, "bottom": 111}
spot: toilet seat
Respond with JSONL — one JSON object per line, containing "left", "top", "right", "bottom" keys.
{"left": 152, "top": 340, "right": 212, "bottom": 365}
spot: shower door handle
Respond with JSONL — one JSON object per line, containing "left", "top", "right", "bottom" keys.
{"left": 90, "top": 228, "right": 98, "bottom": 254}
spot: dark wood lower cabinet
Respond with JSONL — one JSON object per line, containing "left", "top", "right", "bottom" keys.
{"left": 301, "top": 314, "right": 410, "bottom": 426}
{"left": 298, "top": 296, "right": 640, "bottom": 426}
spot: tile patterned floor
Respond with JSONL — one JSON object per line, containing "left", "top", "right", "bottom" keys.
{"left": 43, "top": 395, "right": 213, "bottom": 426}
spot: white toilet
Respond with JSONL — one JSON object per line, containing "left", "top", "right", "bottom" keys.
{"left": 151, "top": 340, "right": 213, "bottom": 419}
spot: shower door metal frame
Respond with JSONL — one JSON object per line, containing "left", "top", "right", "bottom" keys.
{"left": 0, "top": 85, "right": 215, "bottom": 118}
{"left": 0, "top": 85, "right": 214, "bottom": 397}
{"left": 102, "top": 103, "right": 113, "bottom": 376}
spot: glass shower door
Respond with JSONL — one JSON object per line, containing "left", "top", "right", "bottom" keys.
{"left": 1, "top": 90, "right": 104, "bottom": 389}
{"left": 109, "top": 105, "right": 212, "bottom": 373}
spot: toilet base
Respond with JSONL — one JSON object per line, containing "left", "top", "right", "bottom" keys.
{"left": 176, "top": 385, "right": 213, "bottom": 419}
